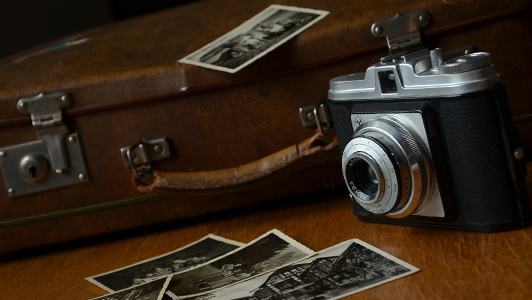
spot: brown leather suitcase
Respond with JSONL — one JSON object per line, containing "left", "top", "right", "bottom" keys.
{"left": 1, "top": 0, "right": 531, "bottom": 253}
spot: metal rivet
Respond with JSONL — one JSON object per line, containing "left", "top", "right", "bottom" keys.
{"left": 8, "top": 188, "right": 15, "bottom": 196}
{"left": 78, "top": 174, "right": 85, "bottom": 181}
{"left": 419, "top": 14, "right": 427, "bottom": 23}
{"left": 18, "top": 102, "right": 27, "bottom": 110}
{"left": 153, "top": 144, "right": 163, "bottom": 154}
{"left": 0, "top": 151, "right": 5, "bottom": 158}
{"left": 61, "top": 95, "right": 70, "bottom": 102}
{"left": 374, "top": 26, "right": 383, "bottom": 34}
{"left": 68, "top": 136, "right": 77, "bottom": 143}
{"left": 56, "top": 169, "right": 64, "bottom": 175}
{"left": 514, "top": 148, "right": 525, "bottom": 160}
{"left": 306, "top": 112, "right": 315, "bottom": 121}
{"left": 464, "top": 49, "right": 472, "bottom": 55}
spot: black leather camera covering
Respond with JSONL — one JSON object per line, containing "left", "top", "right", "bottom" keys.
{"left": 328, "top": 84, "right": 530, "bottom": 232}
{"left": 439, "top": 88, "right": 524, "bottom": 226}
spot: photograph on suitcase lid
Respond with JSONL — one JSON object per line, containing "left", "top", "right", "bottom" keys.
{"left": 178, "top": 5, "right": 328, "bottom": 73}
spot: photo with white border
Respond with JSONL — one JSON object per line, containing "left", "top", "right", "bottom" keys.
{"left": 178, "top": 5, "right": 329, "bottom": 73}
{"left": 180, "top": 239, "right": 420, "bottom": 300}
{"left": 165, "top": 229, "right": 315, "bottom": 299}
{"left": 86, "top": 234, "right": 245, "bottom": 292}
{"left": 88, "top": 276, "right": 172, "bottom": 300}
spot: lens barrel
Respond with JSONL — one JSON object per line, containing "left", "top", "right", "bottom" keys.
{"left": 344, "top": 151, "right": 385, "bottom": 204}
{"left": 342, "top": 116, "right": 433, "bottom": 218}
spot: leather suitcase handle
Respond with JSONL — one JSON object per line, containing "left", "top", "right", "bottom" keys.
{"left": 133, "top": 130, "right": 337, "bottom": 193}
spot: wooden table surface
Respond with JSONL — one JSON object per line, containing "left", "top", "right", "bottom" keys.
{"left": 0, "top": 188, "right": 531, "bottom": 300}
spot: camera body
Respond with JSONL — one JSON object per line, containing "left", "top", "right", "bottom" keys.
{"left": 327, "top": 48, "right": 530, "bottom": 232}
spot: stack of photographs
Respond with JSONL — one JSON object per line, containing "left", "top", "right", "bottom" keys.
{"left": 86, "top": 229, "right": 419, "bottom": 300}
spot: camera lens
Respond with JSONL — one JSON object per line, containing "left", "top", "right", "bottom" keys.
{"left": 344, "top": 152, "right": 385, "bottom": 205}
{"left": 352, "top": 161, "right": 377, "bottom": 194}
{"left": 342, "top": 116, "right": 433, "bottom": 217}
{"left": 367, "top": 166, "right": 377, "bottom": 182}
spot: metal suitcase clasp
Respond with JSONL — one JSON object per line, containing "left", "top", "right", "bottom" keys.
{"left": 0, "top": 92, "right": 89, "bottom": 197}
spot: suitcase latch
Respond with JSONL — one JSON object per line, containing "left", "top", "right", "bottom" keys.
{"left": 120, "top": 138, "right": 171, "bottom": 179}
{"left": 371, "top": 10, "right": 431, "bottom": 54}
{"left": 299, "top": 102, "right": 333, "bottom": 137}
{"left": 0, "top": 92, "right": 89, "bottom": 197}
{"left": 18, "top": 92, "right": 73, "bottom": 173}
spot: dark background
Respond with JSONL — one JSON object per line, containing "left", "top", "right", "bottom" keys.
{"left": 0, "top": 0, "right": 199, "bottom": 59}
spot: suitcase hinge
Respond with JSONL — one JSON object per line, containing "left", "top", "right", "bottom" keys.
{"left": 0, "top": 92, "right": 89, "bottom": 197}
{"left": 371, "top": 10, "right": 431, "bottom": 54}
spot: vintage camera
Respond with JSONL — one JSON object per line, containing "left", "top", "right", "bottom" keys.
{"left": 327, "top": 48, "right": 530, "bottom": 232}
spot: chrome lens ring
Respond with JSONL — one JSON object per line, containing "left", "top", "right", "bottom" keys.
{"left": 344, "top": 151, "right": 385, "bottom": 204}
{"left": 343, "top": 116, "right": 433, "bottom": 218}
{"left": 342, "top": 137, "right": 401, "bottom": 214}
{"left": 372, "top": 116, "right": 432, "bottom": 218}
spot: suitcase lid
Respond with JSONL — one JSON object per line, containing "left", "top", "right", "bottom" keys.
{"left": 0, "top": 0, "right": 528, "bottom": 125}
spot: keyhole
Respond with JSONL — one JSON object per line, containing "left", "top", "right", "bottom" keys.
{"left": 29, "top": 166, "right": 37, "bottom": 178}
{"left": 19, "top": 154, "right": 49, "bottom": 183}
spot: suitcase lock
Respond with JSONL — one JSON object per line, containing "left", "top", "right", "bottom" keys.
{"left": 0, "top": 92, "right": 90, "bottom": 197}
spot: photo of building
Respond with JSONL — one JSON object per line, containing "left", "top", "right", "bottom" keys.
{"left": 232, "top": 242, "right": 411, "bottom": 300}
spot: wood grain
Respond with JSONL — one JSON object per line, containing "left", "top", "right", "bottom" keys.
{"left": 0, "top": 188, "right": 530, "bottom": 300}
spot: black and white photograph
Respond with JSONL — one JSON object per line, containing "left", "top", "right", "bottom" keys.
{"left": 166, "top": 229, "right": 315, "bottom": 299}
{"left": 89, "top": 276, "right": 171, "bottom": 300}
{"left": 178, "top": 5, "right": 329, "bottom": 73}
{"left": 182, "top": 239, "right": 419, "bottom": 300}
{"left": 86, "top": 234, "right": 245, "bottom": 292}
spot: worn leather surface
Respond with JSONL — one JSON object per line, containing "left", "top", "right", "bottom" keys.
{"left": 328, "top": 103, "right": 354, "bottom": 153}
{"left": 0, "top": 0, "right": 530, "bottom": 252}
{"left": 0, "top": 0, "right": 529, "bottom": 123}
{"left": 137, "top": 131, "right": 338, "bottom": 192}
{"left": 439, "top": 94, "right": 521, "bottom": 225}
